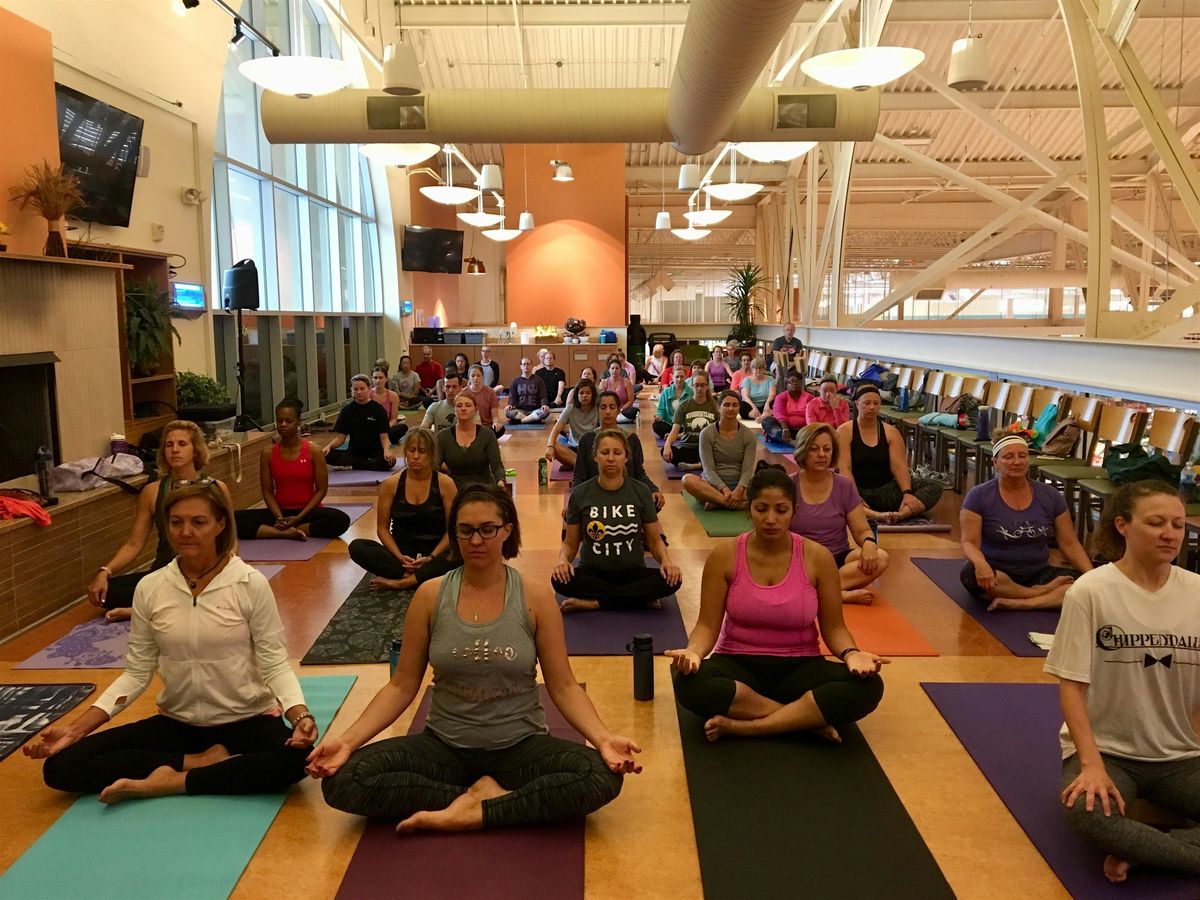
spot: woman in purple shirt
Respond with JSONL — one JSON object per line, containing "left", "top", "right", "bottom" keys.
{"left": 960, "top": 433, "right": 1092, "bottom": 610}
{"left": 787, "top": 423, "right": 889, "bottom": 604}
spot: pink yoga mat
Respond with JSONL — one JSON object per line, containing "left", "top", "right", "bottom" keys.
{"left": 334, "top": 686, "right": 584, "bottom": 900}
{"left": 237, "top": 505, "right": 371, "bottom": 561}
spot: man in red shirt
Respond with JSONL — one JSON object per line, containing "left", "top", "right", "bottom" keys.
{"left": 414, "top": 345, "right": 443, "bottom": 406}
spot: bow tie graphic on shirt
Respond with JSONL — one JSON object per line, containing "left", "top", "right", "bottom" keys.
{"left": 1144, "top": 654, "right": 1173, "bottom": 669}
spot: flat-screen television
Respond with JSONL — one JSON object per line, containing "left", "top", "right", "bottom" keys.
{"left": 171, "top": 282, "right": 205, "bottom": 313}
{"left": 402, "top": 226, "right": 464, "bottom": 274}
{"left": 54, "top": 83, "right": 144, "bottom": 228}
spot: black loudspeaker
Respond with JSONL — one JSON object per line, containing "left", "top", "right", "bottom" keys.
{"left": 222, "top": 259, "right": 260, "bottom": 310}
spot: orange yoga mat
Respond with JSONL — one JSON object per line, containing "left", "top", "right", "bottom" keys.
{"left": 818, "top": 591, "right": 938, "bottom": 657}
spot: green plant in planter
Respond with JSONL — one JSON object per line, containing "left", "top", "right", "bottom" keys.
{"left": 725, "top": 263, "right": 766, "bottom": 345}
{"left": 124, "top": 278, "right": 180, "bottom": 376}
{"left": 176, "top": 371, "right": 231, "bottom": 409}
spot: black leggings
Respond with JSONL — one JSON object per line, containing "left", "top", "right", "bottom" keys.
{"left": 42, "top": 713, "right": 308, "bottom": 796}
{"left": 234, "top": 506, "right": 352, "bottom": 541}
{"left": 347, "top": 538, "right": 456, "bottom": 585}
{"left": 673, "top": 653, "right": 884, "bottom": 727}
{"left": 552, "top": 565, "right": 678, "bottom": 610}
{"left": 388, "top": 423, "right": 409, "bottom": 445}
{"left": 321, "top": 729, "right": 622, "bottom": 828}
{"left": 327, "top": 448, "right": 394, "bottom": 471}
{"left": 652, "top": 419, "right": 673, "bottom": 439}
{"left": 669, "top": 440, "right": 701, "bottom": 467}
{"left": 104, "top": 566, "right": 163, "bottom": 610}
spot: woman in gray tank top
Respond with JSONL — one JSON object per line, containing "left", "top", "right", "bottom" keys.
{"left": 309, "top": 485, "right": 640, "bottom": 832}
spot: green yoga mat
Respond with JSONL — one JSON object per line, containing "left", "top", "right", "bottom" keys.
{"left": 301, "top": 574, "right": 414, "bottom": 665}
{"left": 0, "top": 675, "right": 356, "bottom": 900}
{"left": 682, "top": 492, "right": 753, "bottom": 537}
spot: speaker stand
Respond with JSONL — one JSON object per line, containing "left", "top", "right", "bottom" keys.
{"left": 233, "top": 308, "right": 261, "bottom": 432}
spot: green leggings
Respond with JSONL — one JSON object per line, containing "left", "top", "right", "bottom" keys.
{"left": 673, "top": 653, "right": 884, "bottom": 727}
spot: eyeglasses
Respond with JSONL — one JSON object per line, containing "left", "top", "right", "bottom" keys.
{"left": 172, "top": 475, "right": 215, "bottom": 487}
{"left": 454, "top": 522, "right": 505, "bottom": 541}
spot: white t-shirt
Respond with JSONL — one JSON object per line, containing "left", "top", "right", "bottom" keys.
{"left": 1044, "top": 564, "right": 1200, "bottom": 762}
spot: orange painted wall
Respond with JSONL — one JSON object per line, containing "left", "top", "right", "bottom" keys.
{"left": 407, "top": 170, "right": 462, "bottom": 327}
{"left": 502, "top": 144, "right": 627, "bottom": 328}
{"left": 0, "top": 9, "right": 61, "bottom": 255}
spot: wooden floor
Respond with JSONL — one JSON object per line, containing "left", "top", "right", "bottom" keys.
{"left": 0, "top": 401, "right": 1072, "bottom": 899}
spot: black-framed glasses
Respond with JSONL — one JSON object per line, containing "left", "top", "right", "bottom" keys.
{"left": 454, "top": 522, "right": 504, "bottom": 541}
{"left": 172, "top": 475, "right": 215, "bottom": 487}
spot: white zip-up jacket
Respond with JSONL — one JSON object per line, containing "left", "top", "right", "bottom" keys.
{"left": 94, "top": 557, "right": 305, "bottom": 725}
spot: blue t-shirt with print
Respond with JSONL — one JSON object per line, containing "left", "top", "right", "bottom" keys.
{"left": 962, "top": 478, "right": 1067, "bottom": 577}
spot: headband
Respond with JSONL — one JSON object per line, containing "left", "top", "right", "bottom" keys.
{"left": 854, "top": 384, "right": 880, "bottom": 400}
{"left": 991, "top": 433, "right": 1029, "bottom": 456}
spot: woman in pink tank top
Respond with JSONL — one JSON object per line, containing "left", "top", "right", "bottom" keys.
{"left": 667, "top": 462, "right": 886, "bottom": 742}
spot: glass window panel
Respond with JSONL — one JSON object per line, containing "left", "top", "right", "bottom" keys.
{"left": 301, "top": 0, "right": 322, "bottom": 58}
{"left": 221, "top": 41, "right": 259, "bottom": 167}
{"left": 274, "top": 189, "right": 303, "bottom": 310}
{"left": 334, "top": 145, "right": 354, "bottom": 209}
{"left": 358, "top": 155, "right": 375, "bottom": 217}
{"left": 309, "top": 202, "right": 332, "bottom": 311}
{"left": 227, "top": 168, "right": 266, "bottom": 302}
{"left": 280, "top": 315, "right": 301, "bottom": 401}
{"left": 315, "top": 314, "right": 331, "bottom": 405}
{"left": 271, "top": 143, "right": 297, "bottom": 184}
{"left": 251, "top": 0, "right": 290, "bottom": 51}
{"left": 238, "top": 314, "right": 267, "bottom": 424}
{"left": 362, "top": 221, "right": 378, "bottom": 314}
{"left": 343, "top": 316, "right": 353, "bottom": 385}
{"left": 301, "top": 144, "right": 329, "bottom": 197}
{"left": 338, "top": 213, "right": 357, "bottom": 311}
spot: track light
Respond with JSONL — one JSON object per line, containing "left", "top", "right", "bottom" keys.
{"left": 464, "top": 256, "right": 487, "bottom": 275}
{"left": 383, "top": 38, "right": 423, "bottom": 96}
{"left": 230, "top": 19, "right": 247, "bottom": 49}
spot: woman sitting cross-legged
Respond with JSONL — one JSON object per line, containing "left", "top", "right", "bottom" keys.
{"left": 544, "top": 380, "right": 599, "bottom": 471}
{"left": 324, "top": 374, "right": 398, "bottom": 471}
{"left": 598, "top": 357, "right": 639, "bottom": 423}
{"left": 960, "top": 432, "right": 1092, "bottom": 611}
{"left": 682, "top": 390, "right": 757, "bottom": 511}
{"left": 309, "top": 485, "right": 640, "bottom": 832}
{"left": 836, "top": 384, "right": 943, "bottom": 522}
{"left": 739, "top": 357, "right": 777, "bottom": 422}
{"left": 371, "top": 368, "right": 409, "bottom": 446}
{"left": 554, "top": 428, "right": 682, "bottom": 613}
{"left": 761, "top": 371, "right": 811, "bottom": 446}
{"left": 571, "top": 392, "right": 663, "bottom": 511}
{"left": 234, "top": 398, "right": 352, "bottom": 543}
{"left": 26, "top": 482, "right": 317, "bottom": 803}
{"left": 653, "top": 365, "right": 693, "bottom": 440}
{"left": 788, "top": 423, "right": 889, "bottom": 605}
{"left": 1047, "top": 481, "right": 1200, "bottom": 885}
{"left": 348, "top": 428, "right": 458, "bottom": 592}
{"left": 88, "top": 420, "right": 235, "bottom": 622}
{"left": 668, "top": 463, "right": 886, "bottom": 742}
{"left": 662, "top": 372, "right": 717, "bottom": 471}
{"left": 436, "top": 392, "right": 506, "bottom": 490}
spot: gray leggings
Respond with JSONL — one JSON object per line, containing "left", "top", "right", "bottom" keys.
{"left": 321, "top": 730, "right": 622, "bottom": 828}
{"left": 857, "top": 477, "right": 944, "bottom": 514}
{"left": 1062, "top": 752, "right": 1200, "bottom": 874}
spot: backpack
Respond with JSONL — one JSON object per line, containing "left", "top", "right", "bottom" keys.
{"left": 1038, "top": 417, "right": 1081, "bottom": 458}
{"left": 1103, "top": 443, "right": 1183, "bottom": 486}
{"left": 1029, "top": 403, "right": 1059, "bottom": 449}
{"left": 941, "top": 393, "right": 981, "bottom": 415}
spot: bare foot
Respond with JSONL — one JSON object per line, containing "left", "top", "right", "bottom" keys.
{"left": 275, "top": 527, "right": 307, "bottom": 541}
{"left": 1103, "top": 855, "right": 1133, "bottom": 884}
{"left": 704, "top": 715, "right": 740, "bottom": 741}
{"left": 987, "top": 597, "right": 1017, "bottom": 612}
{"left": 703, "top": 501, "right": 718, "bottom": 511}
{"left": 182, "top": 744, "right": 231, "bottom": 770}
{"left": 842, "top": 589, "right": 875, "bottom": 605}
{"left": 466, "top": 775, "right": 509, "bottom": 802}
{"left": 814, "top": 724, "right": 842, "bottom": 744}
{"left": 645, "top": 598, "right": 663, "bottom": 610}
{"left": 104, "top": 607, "right": 132, "bottom": 622}
{"left": 560, "top": 598, "right": 600, "bottom": 612}
{"left": 396, "top": 790, "right": 485, "bottom": 834}
{"left": 370, "top": 576, "right": 413, "bottom": 591}
{"left": 99, "top": 765, "right": 186, "bottom": 805}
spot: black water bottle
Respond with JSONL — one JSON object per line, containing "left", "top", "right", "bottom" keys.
{"left": 35, "top": 446, "right": 55, "bottom": 504}
{"left": 389, "top": 638, "right": 402, "bottom": 677}
{"left": 629, "top": 633, "right": 654, "bottom": 701}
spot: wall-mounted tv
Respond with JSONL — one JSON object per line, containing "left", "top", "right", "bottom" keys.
{"left": 54, "top": 83, "right": 144, "bottom": 228}
{"left": 402, "top": 226, "right": 465, "bottom": 274}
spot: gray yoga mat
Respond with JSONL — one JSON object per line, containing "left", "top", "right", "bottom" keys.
{"left": 301, "top": 573, "right": 414, "bottom": 665}
{"left": 0, "top": 683, "right": 94, "bottom": 761}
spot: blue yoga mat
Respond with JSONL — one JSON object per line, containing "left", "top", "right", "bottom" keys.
{"left": 0, "top": 675, "right": 356, "bottom": 900}
{"left": 758, "top": 434, "right": 795, "bottom": 455}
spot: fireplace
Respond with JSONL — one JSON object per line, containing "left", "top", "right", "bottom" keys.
{"left": 0, "top": 353, "right": 61, "bottom": 484}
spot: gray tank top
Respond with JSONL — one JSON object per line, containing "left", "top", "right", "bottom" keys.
{"left": 426, "top": 566, "right": 547, "bottom": 749}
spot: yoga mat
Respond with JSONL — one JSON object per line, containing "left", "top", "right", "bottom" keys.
{"left": 327, "top": 467, "right": 395, "bottom": 487}
{"left": 504, "top": 421, "right": 547, "bottom": 430}
{"left": 496, "top": 433, "right": 512, "bottom": 445}
{"left": 654, "top": 434, "right": 666, "bottom": 448}
{"left": 912, "top": 557, "right": 1058, "bottom": 657}
{"left": 0, "top": 675, "right": 356, "bottom": 900}
{"left": 253, "top": 564, "right": 285, "bottom": 581}
{"left": 682, "top": 493, "right": 752, "bottom": 537}
{"left": 550, "top": 460, "right": 574, "bottom": 481}
{"left": 238, "top": 504, "right": 372, "bottom": 560}
{"left": 301, "top": 573, "right": 414, "bottom": 665}
{"left": 0, "top": 683, "right": 94, "bottom": 761}
{"left": 675, "top": 685, "right": 953, "bottom": 899}
{"left": 662, "top": 461, "right": 686, "bottom": 480}
{"left": 757, "top": 434, "right": 795, "bottom": 455}
{"left": 556, "top": 593, "right": 688, "bottom": 655}
{"left": 878, "top": 515, "right": 952, "bottom": 533}
{"left": 922, "top": 682, "right": 1200, "bottom": 899}
{"left": 335, "top": 685, "right": 584, "bottom": 900}
{"left": 819, "top": 591, "right": 938, "bottom": 658}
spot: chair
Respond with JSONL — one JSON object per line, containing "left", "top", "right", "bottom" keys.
{"left": 953, "top": 385, "right": 1034, "bottom": 491}
{"left": 923, "top": 376, "right": 991, "bottom": 478}
{"left": 1024, "top": 395, "right": 1101, "bottom": 476}
{"left": 891, "top": 370, "right": 944, "bottom": 454}
{"left": 913, "top": 375, "right": 964, "bottom": 467}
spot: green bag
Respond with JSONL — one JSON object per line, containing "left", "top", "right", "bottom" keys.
{"left": 1102, "top": 442, "right": 1183, "bottom": 485}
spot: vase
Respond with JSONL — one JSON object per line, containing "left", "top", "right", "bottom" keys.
{"left": 44, "top": 219, "right": 68, "bottom": 258}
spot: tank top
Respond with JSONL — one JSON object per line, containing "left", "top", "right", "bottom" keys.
{"left": 426, "top": 566, "right": 547, "bottom": 749}
{"left": 851, "top": 418, "right": 892, "bottom": 489}
{"left": 271, "top": 440, "right": 318, "bottom": 509}
{"left": 374, "top": 390, "right": 394, "bottom": 420}
{"left": 713, "top": 532, "right": 820, "bottom": 657}
{"left": 389, "top": 470, "right": 445, "bottom": 557}
{"left": 707, "top": 361, "right": 728, "bottom": 390}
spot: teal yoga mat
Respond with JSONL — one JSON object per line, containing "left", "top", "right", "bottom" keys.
{"left": 0, "top": 675, "right": 356, "bottom": 900}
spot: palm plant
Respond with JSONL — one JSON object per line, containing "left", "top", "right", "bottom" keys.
{"left": 724, "top": 263, "right": 766, "bottom": 345}
{"left": 124, "top": 278, "right": 180, "bottom": 376}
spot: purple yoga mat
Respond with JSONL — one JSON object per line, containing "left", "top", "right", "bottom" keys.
{"left": 662, "top": 461, "right": 685, "bottom": 480}
{"left": 237, "top": 504, "right": 371, "bottom": 561}
{"left": 326, "top": 467, "right": 397, "bottom": 486}
{"left": 912, "top": 557, "right": 1058, "bottom": 657}
{"left": 334, "top": 686, "right": 584, "bottom": 900}
{"left": 923, "top": 682, "right": 1200, "bottom": 899}
{"left": 550, "top": 460, "right": 574, "bottom": 482}
{"left": 557, "top": 593, "right": 688, "bottom": 655}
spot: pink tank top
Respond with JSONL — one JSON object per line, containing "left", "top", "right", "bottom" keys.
{"left": 271, "top": 439, "right": 319, "bottom": 509}
{"left": 713, "top": 532, "right": 821, "bottom": 657}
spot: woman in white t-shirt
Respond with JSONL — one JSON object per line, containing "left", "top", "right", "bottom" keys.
{"left": 1045, "top": 480, "right": 1200, "bottom": 885}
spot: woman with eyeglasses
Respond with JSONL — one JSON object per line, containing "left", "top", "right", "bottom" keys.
{"left": 661, "top": 372, "right": 717, "bottom": 471}
{"left": 29, "top": 481, "right": 316, "bottom": 804}
{"left": 436, "top": 392, "right": 506, "bottom": 490}
{"left": 88, "top": 420, "right": 234, "bottom": 622}
{"left": 234, "top": 398, "right": 351, "bottom": 544}
{"left": 349, "top": 428, "right": 458, "bottom": 591}
{"left": 310, "top": 485, "right": 639, "bottom": 832}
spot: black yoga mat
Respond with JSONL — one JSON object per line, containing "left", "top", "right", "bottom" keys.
{"left": 300, "top": 574, "right": 413, "bottom": 665}
{"left": 0, "top": 683, "right": 94, "bottom": 761}
{"left": 674, "top": 686, "right": 954, "bottom": 899}
{"left": 557, "top": 593, "right": 688, "bottom": 656}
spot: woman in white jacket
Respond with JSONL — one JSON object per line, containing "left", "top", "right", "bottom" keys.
{"left": 24, "top": 480, "right": 316, "bottom": 804}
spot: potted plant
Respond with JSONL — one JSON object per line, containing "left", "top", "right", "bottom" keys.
{"left": 0, "top": 222, "right": 10, "bottom": 252}
{"left": 8, "top": 161, "right": 84, "bottom": 257}
{"left": 124, "top": 277, "right": 180, "bottom": 376}
{"left": 175, "top": 371, "right": 236, "bottom": 425}
{"left": 725, "top": 263, "right": 766, "bottom": 346}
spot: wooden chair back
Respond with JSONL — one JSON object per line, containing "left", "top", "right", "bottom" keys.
{"left": 829, "top": 356, "right": 849, "bottom": 378}
{"left": 1146, "top": 410, "right": 1200, "bottom": 461}
{"left": 1096, "top": 405, "right": 1147, "bottom": 445}
{"left": 983, "top": 381, "right": 1011, "bottom": 409}
{"left": 893, "top": 367, "right": 914, "bottom": 391}
{"left": 962, "top": 376, "right": 989, "bottom": 400}
{"left": 1004, "top": 386, "right": 1034, "bottom": 418}
{"left": 1030, "top": 388, "right": 1064, "bottom": 420}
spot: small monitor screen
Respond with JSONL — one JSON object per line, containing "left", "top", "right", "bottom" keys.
{"left": 402, "top": 300, "right": 414, "bottom": 316}
{"left": 172, "top": 282, "right": 205, "bottom": 311}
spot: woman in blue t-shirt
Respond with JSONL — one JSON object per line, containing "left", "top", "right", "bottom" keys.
{"left": 959, "top": 433, "right": 1092, "bottom": 610}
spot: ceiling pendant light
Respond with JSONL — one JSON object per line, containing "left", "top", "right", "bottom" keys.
{"left": 464, "top": 256, "right": 487, "bottom": 275}
{"left": 518, "top": 145, "right": 535, "bottom": 230}
{"left": 383, "top": 39, "right": 423, "bottom": 95}
{"left": 671, "top": 226, "right": 711, "bottom": 241}
{"left": 800, "top": 1, "right": 923, "bottom": 91}
{"left": 948, "top": 2, "right": 988, "bottom": 90}
{"left": 238, "top": 0, "right": 354, "bottom": 98}
{"left": 458, "top": 191, "right": 504, "bottom": 228}
{"left": 518, "top": 210, "right": 536, "bottom": 231}
{"left": 478, "top": 163, "right": 503, "bottom": 191}
{"left": 419, "top": 146, "right": 479, "bottom": 205}
{"left": 359, "top": 143, "right": 440, "bottom": 166}
{"left": 686, "top": 192, "right": 731, "bottom": 227}
{"left": 550, "top": 161, "right": 574, "bottom": 182}
{"left": 482, "top": 199, "right": 521, "bottom": 242}
{"left": 655, "top": 210, "right": 672, "bottom": 230}
{"left": 703, "top": 148, "right": 762, "bottom": 202}
{"left": 736, "top": 142, "right": 817, "bottom": 163}
{"left": 678, "top": 162, "right": 701, "bottom": 191}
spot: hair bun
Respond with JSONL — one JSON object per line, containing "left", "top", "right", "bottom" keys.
{"left": 754, "top": 460, "right": 786, "bottom": 473}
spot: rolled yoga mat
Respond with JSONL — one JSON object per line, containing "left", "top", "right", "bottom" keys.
{"left": 0, "top": 683, "right": 94, "bottom": 761}
{"left": 820, "top": 591, "right": 938, "bottom": 658}
{"left": 556, "top": 592, "right": 688, "bottom": 655}
{"left": 0, "top": 675, "right": 356, "bottom": 900}
{"left": 877, "top": 515, "right": 952, "bottom": 533}
{"left": 912, "top": 557, "right": 1058, "bottom": 657}
{"left": 504, "top": 421, "right": 548, "bottom": 430}
{"left": 682, "top": 492, "right": 753, "bottom": 537}
{"left": 674, "top": 684, "right": 954, "bottom": 899}
{"left": 237, "top": 504, "right": 372, "bottom": 562}
{"left": 334, "top": 685, "right": 585, "bottom": 900}
{"left": 301, "top": 573, "right": 414, "bottom": 665}
{"left": 922, "top": 682, "right": 1200, "bottom": 899}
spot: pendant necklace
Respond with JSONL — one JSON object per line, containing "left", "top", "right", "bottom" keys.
{"left": 183, "top": 554, "right": 226, "bottom": 591}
